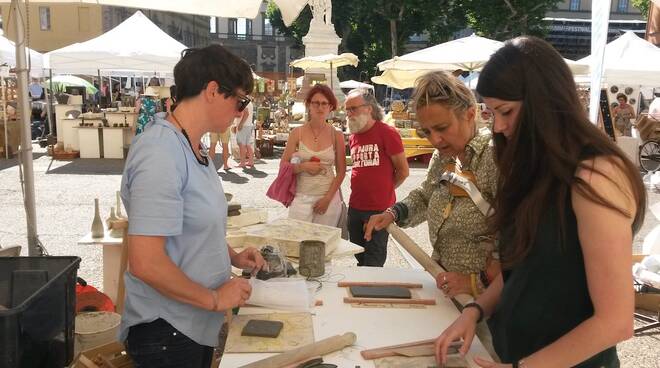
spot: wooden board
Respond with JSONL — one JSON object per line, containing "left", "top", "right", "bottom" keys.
{"left": 224, "top": 312, "right": 314, "bottom": 353}
{"left": 374, "top": 355, "right": 468, "bottom": 368}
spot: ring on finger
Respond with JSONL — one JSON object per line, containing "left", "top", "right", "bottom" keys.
{"left": 441, "top": 284, "right": 448, "bottom": 291}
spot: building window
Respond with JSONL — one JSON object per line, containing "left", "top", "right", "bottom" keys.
{"left": 228, "top": 18, "right": 237, "bottom": 35}
{"left": 39, "top": 7, "right": 51, "bottom": 31}
{"left": 617, "top": 0, "right": 628, "bottom": 13}
{"left": 209, "top": 16, "right": 217, "bottom": 33}
{"left": 236, "top": 18, "right": 252, "bottom": 39}
{"left": 568, "top": 0, "right": 580, "bottom": 11}
{"left": 263, "top": 14, "right": 273, "bottom": 36}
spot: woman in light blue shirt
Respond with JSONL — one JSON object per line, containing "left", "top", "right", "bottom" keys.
{"left": 120, "top": 45, "right": 264, "bottom": 367}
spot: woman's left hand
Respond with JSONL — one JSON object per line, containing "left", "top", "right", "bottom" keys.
{"left": 232, "top": 247, "right": 266, "bottom": 274}
{"left": 313, "top": 195, "right": 331, "bottom": 215}
{"left": 436, "top": 272, "right": 472, "bottom": 297}
{"left": 473, "top": 357, "right": 512, "bottom": 368}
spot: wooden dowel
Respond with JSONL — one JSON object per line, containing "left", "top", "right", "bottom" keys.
{"left": 361, "top": 339, "right": 461, "bottom": 360}
{"left": 337, "top": 281, "right": 423, "bottom": 288}
{"left": 387, "top": 223, "right": 473, "bottom": 307}
{"left": 239, "top": 332, "right": 356, "bottom": 368}
{"left": 343, "top": 297, "right": 436, "bottom": 305}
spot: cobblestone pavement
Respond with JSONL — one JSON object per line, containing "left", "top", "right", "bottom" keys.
{"left": 0, "top": 144, "right": 658, "bottom": 366}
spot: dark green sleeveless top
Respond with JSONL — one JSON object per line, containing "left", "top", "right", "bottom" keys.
{"left": 488, "top": 201, "right": 619, "bottom": 367}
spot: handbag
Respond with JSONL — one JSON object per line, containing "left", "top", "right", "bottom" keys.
{"left": 266, "top": 162, "right": 296, "bottom": 207}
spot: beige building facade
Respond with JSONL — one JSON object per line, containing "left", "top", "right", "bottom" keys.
{"left": 0, "top": 3, "right": 104, "bottom": 53}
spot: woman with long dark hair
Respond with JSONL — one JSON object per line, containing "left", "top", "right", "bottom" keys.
{"left": 434, "top": 36, "right": 645, "bottom": 368}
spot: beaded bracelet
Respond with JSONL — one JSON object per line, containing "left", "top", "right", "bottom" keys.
{"left": 462, "top": 302, "right": 484, "bottom": 323}
{"left": 385, "top": 207, "right": 398, "bottom": 222}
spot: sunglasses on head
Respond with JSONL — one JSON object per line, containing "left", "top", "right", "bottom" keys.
{"left": 218, "top": 85, "right": 251, "bottom": 112}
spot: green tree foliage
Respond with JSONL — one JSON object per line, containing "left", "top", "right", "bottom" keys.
{"left": 631, "top": 0, "right": 650, "bottom": 19}
{"left": 464, "top": 0, "right": 561, "bottom": 40}
{"left": 266, "top": 0, "right": 560, "bottom": 79}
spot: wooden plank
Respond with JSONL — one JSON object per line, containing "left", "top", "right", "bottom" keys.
{"left": 362, "top": 339, "right": 461, "bottom": 360}
{"left": 337, "top": 281, "right": 423, "bottom": 289}
{"left": 344, "top": 297, "right": 436, "bottom": 305}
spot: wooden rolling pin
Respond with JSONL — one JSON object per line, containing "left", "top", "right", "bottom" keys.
{"left": 387, "top": 223, "right": 473, "bottom": 307}
{"left": 238, "top": 332, "right": 357, "bottom": 368}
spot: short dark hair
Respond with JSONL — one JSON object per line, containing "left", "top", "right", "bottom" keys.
{"left": 616, "top": 93, "right": 627, "bottom": 102}
{"left": 304, "top": 84, "right": 338, "bottom": 111}
{"left": 173, "top": 45, "right": 254, "bottom": 103}
{"left": 170, "top": 85, "right": 177, "bottom": 102}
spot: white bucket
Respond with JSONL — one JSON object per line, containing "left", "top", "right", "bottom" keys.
{"left": 75, "top": 311, "right": 122, "bottom": 352}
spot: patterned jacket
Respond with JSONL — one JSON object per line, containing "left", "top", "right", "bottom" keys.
{"left": 397, "top": 129, "right": 497, "bottom": 274}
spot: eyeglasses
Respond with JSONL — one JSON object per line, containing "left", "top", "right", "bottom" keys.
{"left": 219, "top": 85, "right": 252, "bottom": 112}
{"left": 309, "top": 101, "right": 331, "bottom": 108}
{"left": 345, "top": 104, "right": 367, "bottom": 114}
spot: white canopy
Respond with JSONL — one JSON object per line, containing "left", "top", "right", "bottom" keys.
{"left": 0, "top": 0, "right": 308, "bottom": 26}
{"left": 371, "top": 70, "right": 422, "bottom": 90}
{"left": 374, "top": 34, "right": 588, "bottom": 89}
{"left": 0, "top": 32, "right": 44, "bottom": 77}
{"left": 579, "top": 31, "right": 660, "bottom": 86}
{"left": 45, "top": 11, "right": 187, "bottom": 73}
{"left": 378, "top": 34, "right": 504, "bottom": 72}
{"left": 290, "top": 53, "right": 359, "bottom": 70}
{"left": 339, "top": 79, "right": 374, "bottom": 90}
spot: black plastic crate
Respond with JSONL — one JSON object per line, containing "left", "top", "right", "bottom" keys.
{"left": 0, "top": 256, "right": 81, "bottom": 368}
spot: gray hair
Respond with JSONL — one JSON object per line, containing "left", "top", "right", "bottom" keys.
{"left": 411, "top": 71, "right": 476, "bottom": 115}
{"left": 347, "top": 88, "right": 384, "bottom": 121}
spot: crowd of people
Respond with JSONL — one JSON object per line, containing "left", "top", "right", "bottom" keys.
{"left": 119, "top": 39, "right": 644, "bottom": 368}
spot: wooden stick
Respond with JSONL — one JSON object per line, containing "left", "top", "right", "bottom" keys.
{"left": 343, "top": 297, "right": 436, "bottom": 305}
{"left": 337, "top": 281, "right": 423, "bottom": 289}
{"left": 110, "top": 219, "right": 129, "bottom": 314}
{"left": 387, "top": 223, "right": 473, "bottom": 307}
{"left": 238, "top": 332, "right": 356, "bottom": 368}
{"left": 361, "top": 338, "right": 461, "bottom": 360}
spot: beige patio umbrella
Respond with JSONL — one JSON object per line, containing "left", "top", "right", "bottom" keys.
{"left": 290, "top": 53, "right": 359, "bottom": 90}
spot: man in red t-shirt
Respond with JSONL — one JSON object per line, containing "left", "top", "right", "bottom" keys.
{"left": 345, "top": 90, "right": 409, "bottom": 266}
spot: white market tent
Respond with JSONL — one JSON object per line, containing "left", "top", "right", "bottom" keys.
{"left": 374, "top": 34, "right": 589, "bottom": 89}
{"left": 339, "top": 79, "right": 374, "bottom": 90}
{"left": 0, "top": 32, "right": 44, "bottom": 77}
{"left": 377, "top": 34, "right": 503, "bottom": 72}
{"left": 579, "top": 31, "right": 660, "bottom": 86}
{"left": 0, "top": 0, "right": 308, "bottom": 27}
{"left": 45, "top": 11, "right": 186, "bottom": 74}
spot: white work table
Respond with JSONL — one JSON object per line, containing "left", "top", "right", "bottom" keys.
{"left": 219, "top": 266, "right": 490, "bottom": 368}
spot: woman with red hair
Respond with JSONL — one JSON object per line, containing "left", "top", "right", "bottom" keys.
{"left": 278, "top": 84, "right": 346, "bottom": 226}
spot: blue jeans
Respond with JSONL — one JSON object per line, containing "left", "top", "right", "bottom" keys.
{"left": 348, "top": 207, "right": 389, "bottom": 267}
{"left": 126, "top": 318, "right": 214, "bottom": 368}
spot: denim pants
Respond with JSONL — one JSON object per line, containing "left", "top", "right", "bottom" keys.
{"left": 348, "top": 207, "right": 389, "bottom": 267}
{"left": 126, "top": 318, "right": 214, "bottom": 368}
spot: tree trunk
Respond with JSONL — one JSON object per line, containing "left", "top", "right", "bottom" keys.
{"left": 390, "top": 18, "right": 398, "bottom": 56}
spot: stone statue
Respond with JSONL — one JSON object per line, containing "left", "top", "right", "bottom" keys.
{"left": 309, "top": 0, "right": 332, "bottom": 26}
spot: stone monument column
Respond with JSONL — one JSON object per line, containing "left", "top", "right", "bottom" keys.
{"left": 301, "top": 0, "right": 344, "bottom": 101}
